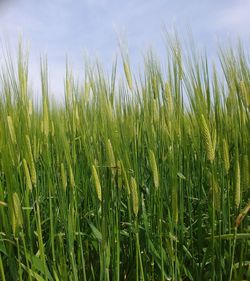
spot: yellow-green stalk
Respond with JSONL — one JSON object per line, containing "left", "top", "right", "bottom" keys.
{"left": 149, "top": 149, "right": 159, "bottom": 189}
{"left": 7, "top": 116, "right": 17, "bottom": 145}
{"left": 200, "top": 114, "right": 215, "bottom": 162}
{"left": 131, "top": 177, "right": 139, "bottom": 216}
{"left": 92, "top": 164, "right": 102, "bottom": 201}
{"left": 123, "top": 61, "right": 133, "bottom": 91}
{"left": 222, "top": 139, "right": 230, "bottom": 173}
{"left": 61, "top": 163, "right": 67, "bottom": 192}
{"left": 235, "top": 159, "right": 241, "bottom": 208}
{"left": 23, "top": 158, "right": 32, "bottom": 191}
{"left": 11, "top": 192, "right": 23, "bottom": 236}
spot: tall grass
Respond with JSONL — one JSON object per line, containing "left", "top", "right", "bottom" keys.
{"left": 0, "top": 39, "right": 249, "bottom": 281}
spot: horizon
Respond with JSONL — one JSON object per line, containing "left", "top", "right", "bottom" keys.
{"left": 0, "top": 0, "right": 250, "bottom": 100}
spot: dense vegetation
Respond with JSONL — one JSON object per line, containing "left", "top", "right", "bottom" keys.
{"left": 0, "top": 40, "right": 249, "bottom": 280}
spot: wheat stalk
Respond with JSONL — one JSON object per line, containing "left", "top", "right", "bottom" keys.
{"left": 239, "top": 80, "right": 250, "bottom": 106}
{"left": 106, "top": 139, "right": 116, "bottom": 169}
{"left": 209, "top": 174, "right": 220, "bottom": 212}
{"left": 7, "top": 116, "right": 17, "bottom": 144}
{"left": 23, "top": 158, "right": 32, "bottom": 191}
{"left": 131, "top": 177, "right": 139, "bottom": 216}
{"left": 11, "top": 192, "right": 23, "bottom": 236}
{"left": 200, "top": 114, "right": 215, "bottom": 162}
{"left": 149, "top": 150, "right": 159, "bottom": 189}
{"left": 222, "top": 139, "right": 230, "bottom": 173}
{"left": 69, "top": 165, "right": 75, "bottom": 188}
{"left": 25, "top": 135, "right": 37, "bottom": 185}
{"left": 121, "top": 160, "right": 130, "bottom": 195}
{"left": 92, "top": 164, "right": 102, "bottom": 201}
{"left": 61, "top": 163, "right": 67, "bottom": 192}
{"left": 172, "top": 185, "right": 178, "bottom": 225}
{"left": 165, "top": 82, "right": 173, "bottom": 114}
{"left": 235, "top": 159, "right": 241, "bottom": 208}
{"left": 123, "top": 61, "right": 133, "bottom": 91}
{"left": 43, "top": 99, "right": 49, "bottom": 137}
{"left": 241, "top": 154, "right": 249, "bottom": 190}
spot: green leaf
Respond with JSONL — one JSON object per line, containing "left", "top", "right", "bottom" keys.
{"left": 27, "top": 255, "right": 53, "bottom": 281}
{"left": 89, "top": 223, "right": 102, "bottom": 241}
{"left": 177, "top": 172, "right": 186, "bottom": 180}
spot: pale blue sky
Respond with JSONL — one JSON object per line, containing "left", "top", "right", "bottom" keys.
{"left": 0, "top": 0, "right": 250, "bottom": 98}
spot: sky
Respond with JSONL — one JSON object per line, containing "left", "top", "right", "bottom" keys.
{"left": 0, "top": 0, "right": 250, "bottom": 99}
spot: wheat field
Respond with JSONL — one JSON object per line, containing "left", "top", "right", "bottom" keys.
{"left": 0, "top": 39, "right": 249, "bottom": 280}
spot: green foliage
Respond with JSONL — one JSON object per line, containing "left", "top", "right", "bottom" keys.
{"left": 0, "top": 39, "right": 249, "bottom": 281}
